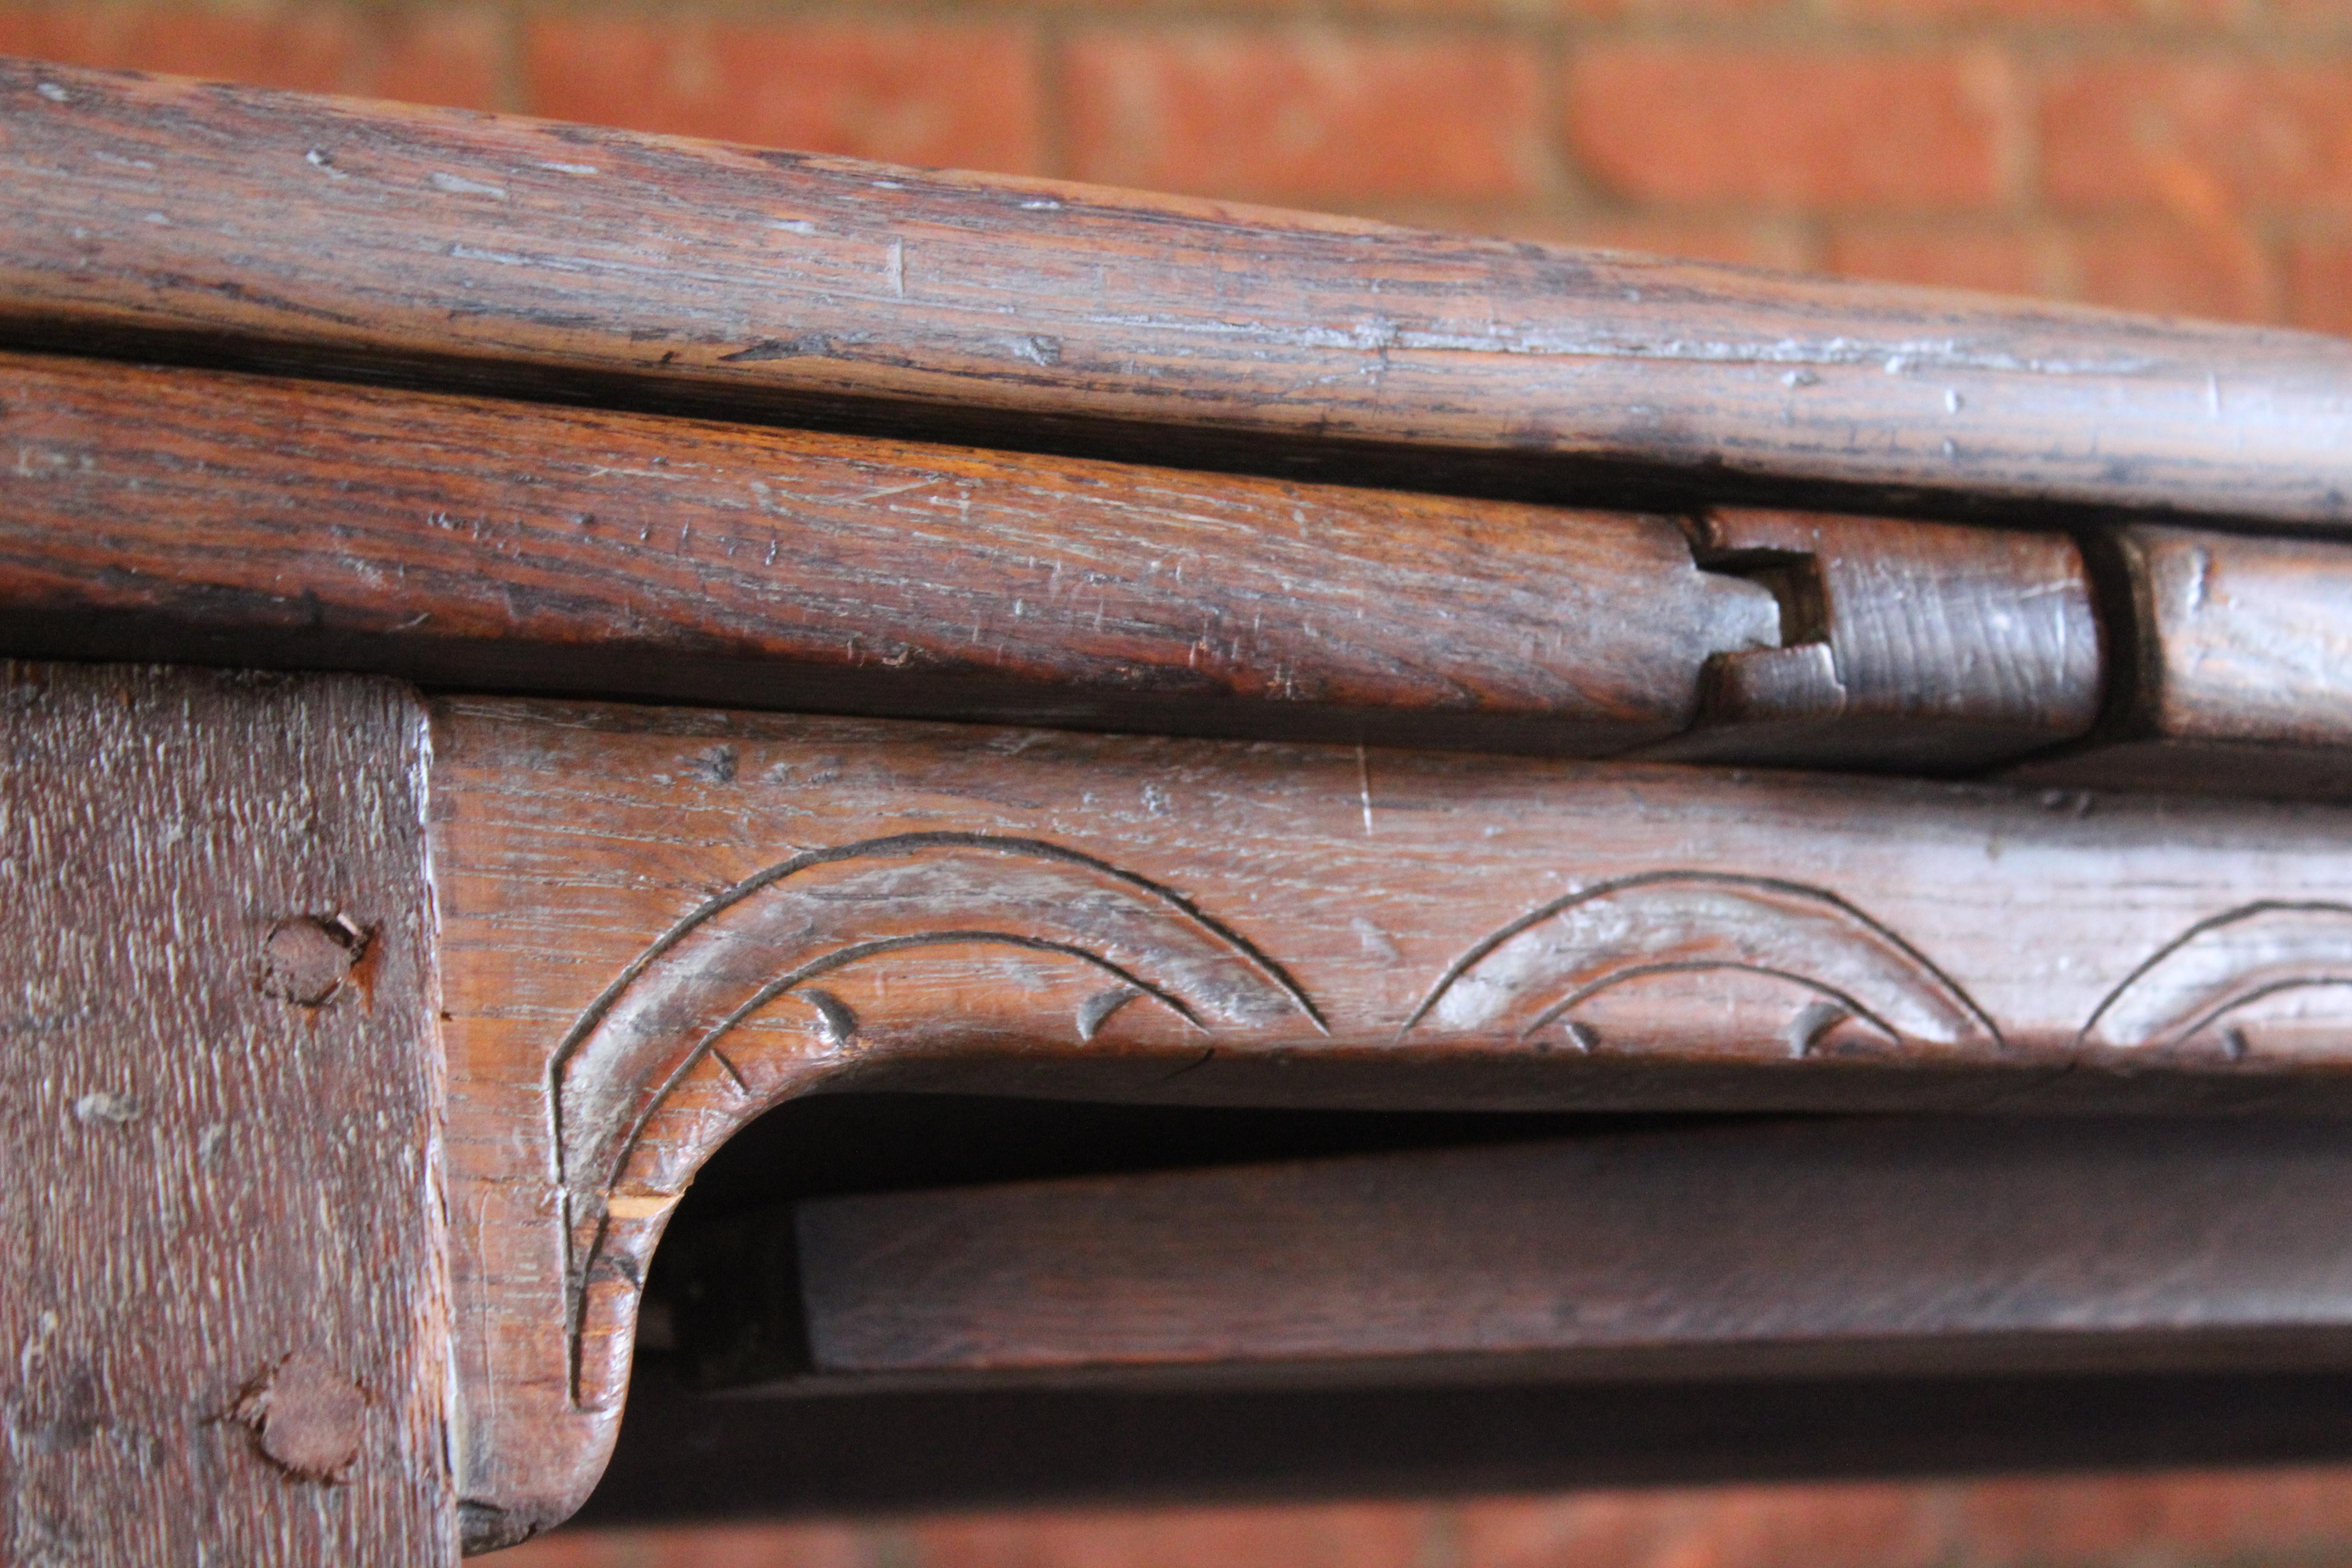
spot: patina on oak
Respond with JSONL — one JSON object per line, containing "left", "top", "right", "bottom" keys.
{"left": 0, "top": 663, "right": 456, "bottom": 1566}
{"left": 781, "top": 1118, "right": 2352, "bottom": 1384}
{"left": 427, "top": 697, "right": 2352, "bottom": 1544}
{"left": 11, "top": 53, "right": 2352, "bottom": 1558}
{"left": 0, "top": 351, "right": 2142, "bottom": 773}
{"left": 4, "top": 60, "right": 2350, "bottom": 524}
{"left": 0, "top": 349, "right": 1779, "bottom": 755}
{"left": 2017, "top": 524, "right": 2352, "bottom": 800}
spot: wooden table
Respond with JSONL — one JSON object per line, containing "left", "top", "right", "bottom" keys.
{"left": 7, "top": 58, "right": 2352, "bottom": 1563}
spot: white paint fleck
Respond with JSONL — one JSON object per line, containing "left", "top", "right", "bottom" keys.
{"left": 73, "top": 1090, "right": 141, "bottom": 1127}
{"left": 448, "top": 243, "right": 584, "bottom": 273}
{"left": 1019, "top": 197, "right": 1063, "bottom": 211}
{"left": 20, "top": 1309, "right": 58, "bottom": 1380}
{"left": 885, "top": 239, "right": 905, "bottom": 297}
{"left": 536, "top": 161, "right": 601, "bottom": 176}
{"left": 769, "top": 219, "right": 817, "bottom": 235}
{"left": 430, "top": 171, "right": 508, "bottom": 199}
{"left": 1351, "top": 916, "right": 1401, "bottom": 963}
{"left": 35, "top": 81, "right": 68, "bottom": 102}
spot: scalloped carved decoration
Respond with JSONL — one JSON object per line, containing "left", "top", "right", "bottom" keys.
{"left": 1402, "top": 872, "right": 2000, "bottom": 1058}
{"left": 2080, "top": 902, "right": 2352, "bottom": 1054}
{"left": 550, "top": 831, "right": 1320, "bottom": 1402}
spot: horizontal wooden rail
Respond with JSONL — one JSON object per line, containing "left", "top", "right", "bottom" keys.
{"left": 0, "top": 351, "right": 2123, "bottom": 769}
{"left": 424, "top": 696, "right": 2352, "bottom": 1538}
{"left": 0, "top": 351, "right": 1773, "bottom": 755}
{"left": 31, "top": 346, "right": 2352, "bottom": 792}
{"left": 4, "top": 61, "right": 2350, "bottom": 525}
{"left": 769, "top": 1118, "right": 2352, "bottom": 1385}
{"left": 2017, "top": 524, "right": 2352, "bottom": 800}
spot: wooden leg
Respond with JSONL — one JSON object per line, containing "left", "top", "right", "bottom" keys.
{"left": 0, "top": 664, "right": 457, "bottom": 1565}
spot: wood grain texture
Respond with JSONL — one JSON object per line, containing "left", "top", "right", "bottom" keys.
{"left": 0, "top": 349, "right": 1778, "bottom": 755}
{"left": 0, "top": 663, "right": 455, "bottom": 1565}
{"left": 428, "top": 698, "right": 2352, "bottom": 1540}
{"left": 2014, "top": 525, "right": 2352, "bottom": 799}
{"left": 1641, "top": 508, "right": 2102, "bottom": 771}
{"left": 785, "top": 1118, "right": 2352, "bottom": 1384}
{"left": 4, "top": 60, "right": 2350, "bottom": 525}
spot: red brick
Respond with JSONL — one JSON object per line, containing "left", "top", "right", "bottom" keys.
{"left": 1063, "top": 27, "right": 1544, "bottom": 203}
{"left": 1558, "top": 0, "right": 1799, "bottom": 15}
{"left": 381, "top": 1470, "right": 2352, "bottom": 1568}
{"left": 1826, "top": 223, "right": 2045, "bottom": 294}
{"left": 911, "top": 1500, "right": 1438, "bottom": 1568}
{"left": 523, "top": 17, "right": 1043, "bottom": 172}
{"left": 0, "top": 4, "right": 357, "bottom": 93}
{"left": 363, "top": 10, "right": 504, "bottom": 113}
{"left": 0, "top": 5, "right": 500, "bottom": 108}
{"left": 1565, "top": 216, "right": 1815, "bottom": 270}
{"left": 2041, "top": 57, "right": 2352, "bottom": 219}
{"left": 1564, "top": 44, "right": 2018, "bottom": 211}
{"left": 1957, "top": 1468, "right": 2352, "bottom": 1565}
{"left": 2061, "top": 219, "right": 2273, "bottom": 320}
{"left": 1457, "top": 1485, "right": 1952, "bottom": 1568}
{"left": 2264, "top": 0, "right": 2352, "bottom": 23}
{"left": 496, "top": 1520, "right": 869, "bottom": 1568}
{"left": 949, "top": 0, "right": 1545, "bottom": 18}
{"left": 2288, "top": 236, "right": 2352, "bottom": 335}
{"left": 1823, "top": 0, "right": 2134, "bottom": 18}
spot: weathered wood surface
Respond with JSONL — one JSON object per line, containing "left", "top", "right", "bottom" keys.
{"left": 5, "top": 60, "right": 2350, "bottom": 525}
{"left": 780, "top": 1118, "right": 2352, "bottom": 1384}
{"left": 0, "top": 663, "right": 456, "bottom": 1565}
{"left": 0, "top": 349, "right": 1784, "bottom": 755}
{"left": 1638, "top": 508, "right": 2101, "bottom": 771}
{"left": 2016, "top": 525, "right": 2352, "bottom": 800}
{"left": 427, "top": 697, "right": 2352, "bottom": 1541}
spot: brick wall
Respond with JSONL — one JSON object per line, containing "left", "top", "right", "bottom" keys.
{"left": 500, "top": 1467, "right": 2352, "bottom": 1567}
{"left": 2, "top": 0, "right": 2347, "bottom": 331}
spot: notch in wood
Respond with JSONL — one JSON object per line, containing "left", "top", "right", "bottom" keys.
{"left": 1638, "top": 508, "right": 2105, "bottom": 773}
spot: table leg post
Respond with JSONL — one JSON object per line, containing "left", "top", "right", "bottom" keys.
{"left": 1, "top": 663, "right": 458, "bottom": 1566}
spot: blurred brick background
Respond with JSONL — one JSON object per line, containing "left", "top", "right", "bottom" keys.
{"left": 504, "top": 1468, "right": 2352, "bottom": 1566}
{"left": 0, "top": 0, "right": 2347, "bottom": 331}
{"left": 7, "top": 2, "right": 2350, "bottom": 1562}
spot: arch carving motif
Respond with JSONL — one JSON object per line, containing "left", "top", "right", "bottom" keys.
{"left": 549, "top": 831, "right": 1322, "bottom": 1402}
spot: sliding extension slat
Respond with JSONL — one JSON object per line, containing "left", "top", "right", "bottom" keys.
{"left": 0, "top": 351, "right": 2117, "bottom": 766}
{"left": 2016, "top": 525, "right": 2352, "bottom": 800}
{"left": 769, "top": 1119, "right": 2352, "bottom": 1385}
{"left": 0, "top": 351, "right": 1778, "bottom": 754}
